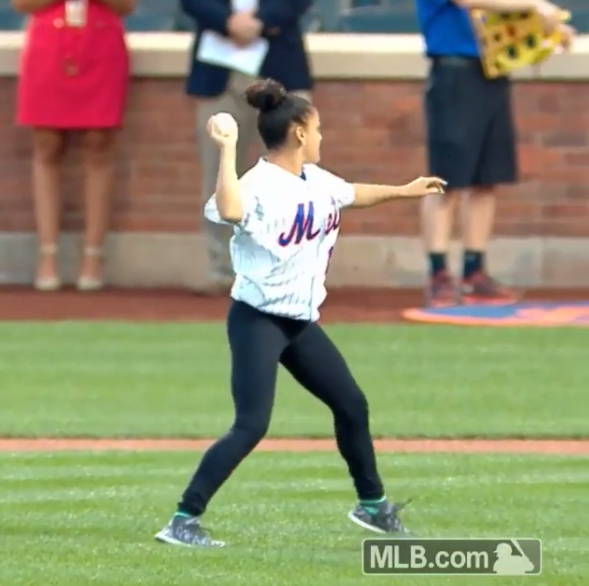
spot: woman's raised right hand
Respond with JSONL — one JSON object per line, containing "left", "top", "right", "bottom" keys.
{"left": 207, "top": 113, "right": 239, "bottom": 147}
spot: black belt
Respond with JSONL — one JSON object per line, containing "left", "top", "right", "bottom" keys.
{"left": 429, "top": 55, "right": 479, "bottom": 65}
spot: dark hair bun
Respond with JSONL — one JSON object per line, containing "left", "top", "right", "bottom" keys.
{"left": 245, "top": 79, "right": 287, "bottom": 113}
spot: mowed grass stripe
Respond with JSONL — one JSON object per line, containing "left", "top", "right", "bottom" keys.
{"left": 1, "top": 452, "right": 587, "bottom": 586}
{"left": 1, "top": 322, "right": 588, "bottom": 438}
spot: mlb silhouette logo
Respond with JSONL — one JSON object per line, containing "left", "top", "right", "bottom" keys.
{"left": 493, "top": 541, "right": 537, "bottom": 575}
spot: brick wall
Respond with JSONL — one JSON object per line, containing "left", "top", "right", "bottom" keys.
{"left": 1, "top": 77, "right": 588, "bottom": 238}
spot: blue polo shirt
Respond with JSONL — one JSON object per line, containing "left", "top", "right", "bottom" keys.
{"left": 415, "top": 0, "right": 479, "bottom": 57}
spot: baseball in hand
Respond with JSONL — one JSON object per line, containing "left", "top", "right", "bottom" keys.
{"left": 208, "top": 113, "right": 238, "bottom": 146}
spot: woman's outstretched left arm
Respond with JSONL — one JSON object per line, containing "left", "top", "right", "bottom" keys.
{"left": 350, "top": 177, "right": 446, "bottom": 208}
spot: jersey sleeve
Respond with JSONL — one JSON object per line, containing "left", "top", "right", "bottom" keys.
{"left": 203, "top": 194, "right": 232, "bottom": 226}
{"left": 203, "top": 187, "right": 263, "bottom": 233}
{"left": 317, "top": 167, "right": 356, "bottom": 209}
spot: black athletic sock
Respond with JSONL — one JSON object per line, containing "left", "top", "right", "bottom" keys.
{"left": 429, "top": 252, "right": 447, "bottom": 277}
{"left": 463, "top": 250, "right": 484, "bottom": 280}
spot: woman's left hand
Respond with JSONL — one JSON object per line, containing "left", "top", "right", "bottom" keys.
{"left": 402, "top": 176, "right": 447, "bottom": 197}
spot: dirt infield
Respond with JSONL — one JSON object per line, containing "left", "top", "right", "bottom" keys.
{"left": 0, "top": 286, "right": 588, "bottom": 323}
{"left": 0, "top": 438, "right": 587, "bottom": 454}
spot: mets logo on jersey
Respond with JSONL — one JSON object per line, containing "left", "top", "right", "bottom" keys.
{"left": 278, "top": 200, "right": 340, "bottom": 246}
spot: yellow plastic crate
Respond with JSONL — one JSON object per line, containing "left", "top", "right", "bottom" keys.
{"left": 470, "top": 9, "right": 571, "bottom": 78}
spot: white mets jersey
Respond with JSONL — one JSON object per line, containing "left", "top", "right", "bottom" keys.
{"left": 204, "top": 158, "right": 356, "bottom": 321}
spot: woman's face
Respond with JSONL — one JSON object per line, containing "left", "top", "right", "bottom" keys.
{"left": 296, "top": 108, "right": 322, "bottom": 164}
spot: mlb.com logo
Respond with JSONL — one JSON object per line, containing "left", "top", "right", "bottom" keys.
{"left": 362, "top": 538, "right": 542, "bottom": 576}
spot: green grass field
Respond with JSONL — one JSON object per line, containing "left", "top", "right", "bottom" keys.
{"left": 0, "top": 322, "right": 587, "bottom": 585}
{"left": 1, "top": 322, "right": 588, "bottom": 438}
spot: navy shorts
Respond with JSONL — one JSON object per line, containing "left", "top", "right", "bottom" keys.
{"left": 424, "top": 56, "right": 518, "bottom": 191}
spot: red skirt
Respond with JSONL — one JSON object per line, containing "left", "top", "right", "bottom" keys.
{"left": 16, "top": 1, "right": 130, "bottom": 129}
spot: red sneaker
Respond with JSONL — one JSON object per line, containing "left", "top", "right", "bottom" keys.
{"left": 425, "top": 272, "right": 459, "bottom": 307}
{"left": 460, "top": 272, "right": 520, "bottom": 305}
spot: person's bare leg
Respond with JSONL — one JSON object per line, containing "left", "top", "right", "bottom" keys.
{"left": 422, "top": 190, "right": 460, "bottom": 306}
{"left": 462, "top": 187, "right": 496, "bottom": 254}
{"left": 78, "top": 129, "right": 117, "bottom": 290}
{"left": 460, "top": 187, "right": 517, "bottom": 303}
{"left": 31, "top": 128, "right": 68, "bottom": 290}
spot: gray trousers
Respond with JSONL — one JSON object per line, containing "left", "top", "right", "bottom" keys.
{"left": 196, "top": 72, "right": 311, "bottom": 283}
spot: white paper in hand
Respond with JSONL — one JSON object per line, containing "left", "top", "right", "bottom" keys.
{"left": 197, "top": 34, "right": 268, "bottom": 77}
{"left": 197, "top": 0, "right": 267, "bottom": 77}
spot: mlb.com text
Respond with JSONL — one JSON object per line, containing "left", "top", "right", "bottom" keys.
{"left": 369, "top": 544, "right": 490, "bottom": 571}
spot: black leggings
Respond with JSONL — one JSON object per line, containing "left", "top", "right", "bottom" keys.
{"left": 179, "top": 300, "right": 385, "bottom": 516}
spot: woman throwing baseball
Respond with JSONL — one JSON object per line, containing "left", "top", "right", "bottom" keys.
{"left": 155, "top": 79, "right": 446, "bottom": 548}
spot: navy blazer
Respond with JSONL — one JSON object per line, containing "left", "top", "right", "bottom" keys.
{"left": 180, "top": 0, "right": 314, "bottom": 97}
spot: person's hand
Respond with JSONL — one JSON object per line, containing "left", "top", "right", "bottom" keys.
{"left": 227, "top": 12, "right": 263, "bottom": 46}
{"left": 207, "top": 113, "right": 238, "bottom": 148}
{"left": 536, "top": 0, "right": 567, "bottom": 35}
{"left": 555, "top": 23, "right": 575, "bottom": 52}
{"left": 402, "top": 176, "right": 447, "bottom": 197}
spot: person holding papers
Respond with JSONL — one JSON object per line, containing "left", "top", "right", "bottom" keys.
{"left": 179, "top": 0, "right": 313, "bottom": 294}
